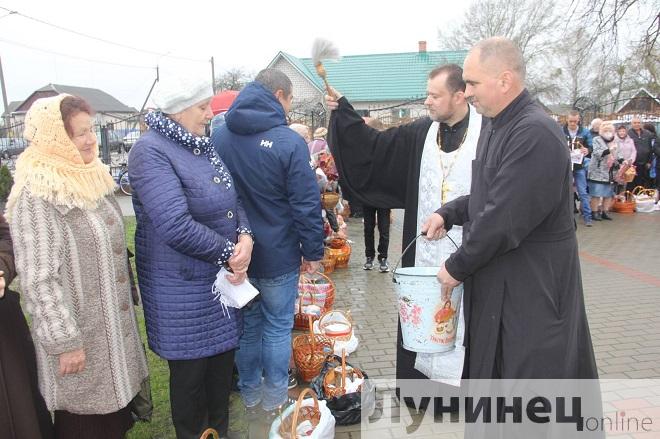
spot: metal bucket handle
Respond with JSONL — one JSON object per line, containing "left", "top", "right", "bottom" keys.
{"left": 391, "top": 231, "right": 459, "bottom": 283}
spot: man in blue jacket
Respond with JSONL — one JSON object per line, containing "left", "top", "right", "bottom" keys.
{"left": 212, "top": 68, "right": 324, "bottom": 420}
{"left": 562, "top": 110, "right": 593, "bottom": 226}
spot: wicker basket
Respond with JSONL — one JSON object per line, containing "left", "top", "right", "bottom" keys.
{"left": 278, "top": 388, "right": 321, "bottom": 439}
{"left": 321, "top": 249, "right": 336, "bottom": 275}
{"left": 613, "top": 191, "right": 636, "bottom": 214}
{"left": 293, "top": 317, "right": 334, "bottom": 382}
{"left": 326, "top": 239, "right": 351, "bottom": 269}
{"left": 342, "top": 202, "right": 351, "bottom": 218}
{"left": 328, "top": 237, "right": 345, "bottom": 249}
{"left": 294, "top": 273, "right": 336, "bottom": 330}
{"left": 634, "top": 187, "right": 657, "bottom": 213}
{"left": 323, "top": 349, "right": 364, "bottom": 399}
{"left": 303, "top": 272, "right": 336, "bottom": 307}
{"left": 294, "top": 290, "right": 322, "bottom": 331}
{"left": 321, "top": 192, "right": 340, "bottom": 210}
{"left": 318, "top": 310, "right": 353, "bottom": 341}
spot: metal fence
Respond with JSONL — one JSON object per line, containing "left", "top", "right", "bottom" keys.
{"left": 0, "top": 112, "right": 146, "bottom": 176}
{"left": 288, "top": 103, "right": 327, "bottom": 132}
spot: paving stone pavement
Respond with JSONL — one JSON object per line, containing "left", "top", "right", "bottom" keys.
{"left": 327, "top": 209, "right": 660, "bottom": 438}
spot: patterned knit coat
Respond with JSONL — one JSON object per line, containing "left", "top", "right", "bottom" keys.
{"left": 8, "top": 188, "right": 148, "bottom": 414}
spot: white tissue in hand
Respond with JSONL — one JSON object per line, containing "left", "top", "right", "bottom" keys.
{"left": 212, "top": 268, "right": 259, "bottom": 309}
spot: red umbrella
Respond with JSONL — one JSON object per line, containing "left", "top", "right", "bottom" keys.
{"left": 210, "top": 90, "right": 239, "bottom": 115}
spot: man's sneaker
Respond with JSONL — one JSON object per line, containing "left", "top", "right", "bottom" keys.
{"left": 378, "top": 258, "right": 390, "bottom": 273}
{"left": 601, "top": 211, "right": 613, "bottom": 220}
{"left": 363, "top": 257, "right": 374, "bottom": 270}
{"left": 584, "top": 218, "right": 593, "bottom": 227}
{"left": 287, "top": 368, "right": 298, "bottom": 389}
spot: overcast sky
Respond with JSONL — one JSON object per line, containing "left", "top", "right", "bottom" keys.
{"left": 0, "top": 0, "right": 474, "bottom": 110}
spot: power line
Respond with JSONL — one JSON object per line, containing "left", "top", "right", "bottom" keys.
{"left": 0, "top": 9, "right": 16, "bottom": 20}
{"left": 368, "top": 97, "right": 425, "bottom": 112}
{"left": 0, "top": 5, "right": 206, "bottom": 63}
{"left": 0, "top": 37, "right": 155, "bottom": 70}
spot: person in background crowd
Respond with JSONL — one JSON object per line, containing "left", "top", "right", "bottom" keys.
{"left": 308, "top": 126, "right": 329, "bottom": 162}
{"left": 0, "top": 214, "right": 53, "bottom": 439}
{"left": 589, "top": 118, "right": 602, "bottom": 139}
{"left": 6, "top": 94, "right": 148, "bottom": 438}
{"left": 212, "top": 69, "right": 323, "bottom": 434}
{"left": 313, "top": 161, "right": 341, "bottom": 235}
{"left": 614, "top": 124, "right": 637, "bottom": 192}
{"left": 360, "top": 116, "right": 392, "bottom": 272}
{"left": 562, "top": 110, "right": 593, "bottom": 226}
{"left": 588, "top": 121, "right": 621, "bottom": 220}
{"left": 643, "top": 123, "right": 659, "bottom": 193}
{"left": 129, "top": 76, "right": 252, "bottom": 439}
{"left": 210, "top": 111, "right": 227, "bottom": 134}
{"left": 289, "top": 123, "right": 312, "bottom": 144}
{"left": 628, "top": 117, "right": 655, "bottom": 189}
{"left": 291, "top": 122, "right": 340, "bottom": 232}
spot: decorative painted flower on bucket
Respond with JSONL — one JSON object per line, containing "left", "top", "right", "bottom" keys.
{"left": 410, "top": 304, "right": 422, "bottom": 326}
{"left": 399, "top": 297, "right": 411, "bottom": 323}
{"left": 399, "top": 297, "right": 422, "bottom": 327}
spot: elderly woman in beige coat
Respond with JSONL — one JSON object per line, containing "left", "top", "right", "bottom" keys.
{"left": 5, "top": 94, "right": 148, "bottom": 438}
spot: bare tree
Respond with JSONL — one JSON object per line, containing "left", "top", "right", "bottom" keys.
{"left": 215, "top": 68, "right": 253, "bottom": 91}
{"left": 437, "top": 0, "right": 561, "bottom": 100}
{"left": 554, "top": 28, "right": 598, "bottom": 109}
{"left": 625, "top": 44, "right": 659, "bottom": 94}
{"left": 438, "top": 0, "right": 561, "bottom": 61}
{"left": 569, "top": 0, "right": 659, "bottom": 55}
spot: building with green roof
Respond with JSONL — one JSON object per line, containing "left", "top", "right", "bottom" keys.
{"left": 267, "top": 42, "right": 467, "bottom": 125}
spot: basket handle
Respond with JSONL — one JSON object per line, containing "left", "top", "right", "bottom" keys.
{"left": 621, "top": 190, "right": 635, "bottom": 201}
{"left": 632, "top": 185, "right": 646, "bottom": 195}
{"left": 298, "top": 290, "right": 315, "bottom": 314}
{"left": 391, "top": 232, "right": 459, "bottom": 283}
{"left": 340, "top": 349, "right": 347, "bottom": 391}
{"left": 199, "top": 428, "right": 219, "bottom": 439}
{"left": 290, "top": 388, "right": 320, "bottom": 438}
{"left": 319, "top": 309, "right": 352, "bottom": 328}
{"left": 301, "top": 270, "right": 332, "bottom": 286}
{"left": 307, "top": 315, "right": 316, "bottom": 353}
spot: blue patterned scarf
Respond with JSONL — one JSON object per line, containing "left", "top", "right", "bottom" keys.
{"left": 145, "top": 111, "right": 233, "bottom": 190}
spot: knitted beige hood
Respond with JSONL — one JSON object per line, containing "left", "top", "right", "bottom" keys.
{"left": 5, "top": 94, "right": 116, "bottom": 219}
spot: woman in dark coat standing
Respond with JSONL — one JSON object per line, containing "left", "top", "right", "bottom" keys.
{"left": 129, "top": 76, "right": 253, "bottom": 439}
{"left": 0, "top": 214, "right": 53, "bottom": 439}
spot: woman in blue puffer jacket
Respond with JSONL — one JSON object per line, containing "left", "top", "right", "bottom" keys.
{"left": 128, "top": 76, "right": 252, "bottom": 439}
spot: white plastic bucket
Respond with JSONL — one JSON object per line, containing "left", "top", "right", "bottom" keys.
{"left": 393, "top": 267, "right": 463, "bottom": 353}
{"left": 392, "top": 233, "right": 462, "bottom": 354}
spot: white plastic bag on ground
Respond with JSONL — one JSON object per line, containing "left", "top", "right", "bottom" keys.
{"left": 268, "top": 398, "right": 335, "bottom": 439}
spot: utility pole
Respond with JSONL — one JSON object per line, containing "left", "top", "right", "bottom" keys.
{"left": 211, "top": 57, "right": 216, "bottom": 94}
{"left": 140, "top": 66, "right": 159, "bottom": 114}
{"left": 0, "top": 56, "right": 10, "bottom": 131}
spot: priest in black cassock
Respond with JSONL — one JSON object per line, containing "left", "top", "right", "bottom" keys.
{"left": 325, "top": 64, "right": 482, "bottom": 386}
{"left": 424, "top": 37, "right": 598, "bottom": 382}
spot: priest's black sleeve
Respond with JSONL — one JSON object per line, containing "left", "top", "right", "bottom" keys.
{"left": 328, "top": 97, "right": 432, "bottom": 209}
{"left": 443, "top": 123, "right": 571, "bottom": 281}
{"left": 435, "top": 195, "right": 470, "bottom": 230}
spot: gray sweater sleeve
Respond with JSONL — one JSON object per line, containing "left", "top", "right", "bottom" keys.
{"left": 9, "top": 189, "right": 83, "bottom": 355}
